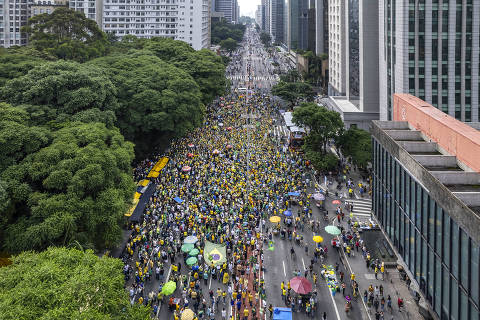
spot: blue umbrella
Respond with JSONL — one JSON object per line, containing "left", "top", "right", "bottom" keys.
{"left": 288, "top": 191, "right": 300, "bottom": 197}
{"left": 283, "top": 210, "right": 292, "bottom": 216}
{"left": 174, "top": 197, "right": 183, "bottom": 204}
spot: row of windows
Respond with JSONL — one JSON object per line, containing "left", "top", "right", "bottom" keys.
{"left": 372, "top": 138, "right": 480, "bottom": 320}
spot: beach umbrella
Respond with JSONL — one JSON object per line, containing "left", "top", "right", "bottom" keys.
{"left": 290, "top": 276, "right": 312, "bottom": 295}
{"left": 287, "top": 191, "right": 300, "bottom": 197}
{"left": 187, "top": 153, "right": 194, "bottom": 158}
{"left": 181, "top": 243, "right": 194, "bottom": 253}
{"left": 332, "top": 199, "right": 341, "bottom": 205}
{"left": 283, "top": 210, "right": 292, "bottom": 217}
{"left": 313, "top": 235, "right": 324, "bottom": 243}
{"left": 269, "top": 216, "right": 281, "bottom": 223}
{"left": 325, "top": 225, "right": 341, "bottom": 236}
{"left": 161, "top": 281, "right": 177, "bottom": 296}
{"left": 181, "top": 308, "right": 195, "bottom": 320}
{"left": 212, "top": 149, "right": 220, "bottom": 155}
{"left": 184, "top": 235, "right": 198, "bottom": 244}
{"left": 186, "top": 257, "right": 198, "bottom": 266}
{"left": 182, "top": 166, "right": 192, "bottom": 172}
{"left": 218, "top": 123, "right": 224, "bottom": 127}
{"left": 226, "top": 126, "right": 233, "bottom": 131}
{"left": 189, "top": 248, "right": 199, "bottom": 256}
{"left": 174, "top": 197, "right": 183, "bottom": 204}
{"left": 313, "top": 193, "right": 325, "bottom": 201}
{"left": 188, "top": 143, "right": 195, "bottom": 148}
{"left": 226, "top": 144, "right": 233, "bottom": 149}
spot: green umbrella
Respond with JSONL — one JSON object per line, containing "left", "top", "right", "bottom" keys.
{"left": 161, "top": 281, "right": 177, "bottom": 296}
{"left": 186, "top": 257, "right": 198, "bottom": 266}
{"left": 189, "top": 248, "right": 200, "bottom": 256}
{"left": 325, "top": 225, "right": 341, "bottom": 236}
{"left": 181, "top": 243, "right": 194, "bottom": 253}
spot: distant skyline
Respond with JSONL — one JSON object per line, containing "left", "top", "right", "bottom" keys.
{"left": 238, "top": 0, "right": 260, "bottom": 18}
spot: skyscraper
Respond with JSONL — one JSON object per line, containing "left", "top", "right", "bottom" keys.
{"left": 102, "top": 0, "right": 210, "bottom": 50}
{"left": 268, "top": 0, "right": 284, "bottom": 44}
{"left": 379, "top": 0, "right": 480, "bottom": 123}
{"left": 0, "top": 0, "right": 32, "bottom": 47}
{"left": 69, "top": 0, "right": 102, "bottom": 27}
{"left": 315, "top": 0, "right": 328, "bottom": 56}
{"left": 215, "top": 0, "right": 237, "bottom": 24}
{"left": 286, "top": 0, "right": 308, "bottom": 50}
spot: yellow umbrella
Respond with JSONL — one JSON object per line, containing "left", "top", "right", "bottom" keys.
{"left": 269, "top": 216, "right": 281, "bottom": 223}
{"left": 313, "top": 235, "right": 324, "bottom": 243}
{"left": 181, "top": 308, "right": 195, "bottom": 320}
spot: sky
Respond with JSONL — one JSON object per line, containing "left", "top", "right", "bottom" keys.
{"left": 238, "top": 0, "right": 260, "bottom": 18}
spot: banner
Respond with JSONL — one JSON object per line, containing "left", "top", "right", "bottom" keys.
{"left": 204, "top": 241, "right": 227, "bottom": 267}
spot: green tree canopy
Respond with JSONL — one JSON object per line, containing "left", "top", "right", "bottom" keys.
{"left": 219, "top": 38, "right": 238, "bottom": 53}
{"left": 271, "top": 81, "right": 315, "bottom": 106}
{"left": 143, "top": 38, "right": 226, "bottom": 104}
{"left": 279, "top": 69, "right": 301, "bottom": 83}
{"left": 90, "top": 52, "right": 205, "bottom": 157}
{"left": 1, "top": 122, "right": 135, "bottom": 253}
{"left": 293, "top": 102, "right": 344, "bottom": 154}
{"left": 0, "top": 53, "right": 46, "bottom": 87}
{"left": 211, "top": 20, "right": 245, "bottom": 44}
{"left": 260, "top": 32, "right": 272, "bottom": 47}
{"left": 0, "top": 61, "right": 118, "bottom": 127}
{"left": 21, "top": 8, "right": 108, "bottom": 62}
{"left": 0, "top": 247, "right": 151, "bottom": 320}
{"left": 337, "top": 127, "right": 372, "bottom": 168}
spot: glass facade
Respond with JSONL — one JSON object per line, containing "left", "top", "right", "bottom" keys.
{"left": 372, "top": 138, "right": 480, "bottom": 319}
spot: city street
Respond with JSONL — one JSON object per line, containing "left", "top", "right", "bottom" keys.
{"left": 123, "top": 26, "right": 398, "bottom": 320}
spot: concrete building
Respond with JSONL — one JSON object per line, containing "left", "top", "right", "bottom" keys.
{"left": 69, "top": 0, "right": 103, "bottom": 27}
{"left": 214, "top": 0, "right": 236, "bottom": 23}
{"left": 268, "top": 0, "right": 284, "bottom": 44}
{"left": 371, "top": 93, "right": 480, "bottom": 320}
{"left": 314, "top": 0, "right": 328, "bottom": 56}
{"left": 323, "top": 0, "right": 379, "bottom": 130}
{"left": 0, "top": 0, "right": 33, "bottom": 47}
{"left": 102, "top": 0, "right": 210, "bottom": 50}
{"left": 31, "top": 0, "right": 68, "bottom": 17}
{"left": 379, "top": 0, "right": 480, "bottom": 123}
{"left": 255, "top": 4, "right": 262, "bottom": 27}
{"left": 285, "top": 0, "right": 308, "bottom": 50}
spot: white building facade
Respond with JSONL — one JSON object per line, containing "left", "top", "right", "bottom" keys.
{"left": 102, "top": 0, "right": 210, "bottom": 50}
{"left": 0, "top": 0, "right": 33, "bottom": 47}
{"left": 328, "top": 0, "right": 346, "bottom": 96}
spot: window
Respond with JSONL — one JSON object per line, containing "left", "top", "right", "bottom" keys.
{"left": 443, "top": 211, "right": 450, "bottom": 265}
{"left": 451, "top": 221, "right": 459, "bottom": 278}
{"left": 460, "top": 230, "right": 469, "bottom": 290}
{"left": 442, "top": 265, "right": 450, "bottom": 318}
{"left": 472, "top": 244, "right": 479, "bottom": 306}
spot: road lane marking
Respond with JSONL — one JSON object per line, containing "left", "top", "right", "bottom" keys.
{"left": 282, "top": 260, "right": 286, "bottom": 277}
{"left": 302, "top": 257, "right": 306, "bottom": 271}
{"left": 327, "top": 284, "right": 342, "bottom": 320}
{"left": 209, "top": 275, "right": 212, "bottom": 289}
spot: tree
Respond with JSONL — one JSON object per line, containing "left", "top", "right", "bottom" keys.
{"left": 337, "top": 127, "right": 372, "bottom": 168}
{"left": 21, "top": 8, "right": 108, "bottom": 62}
{"left": 260, "top": 32, "right": 272, "bottom": 47}
{"left": 0, "top": 53, "right": 46, "bottom": 87}
{"left": 220, "top": 37, "right": 238, "bottom": 53}
{"left": 293, "top": 102, "right": 344, "bottom": 154}
{"left": 211, "top": 20, "right": 245, "bottom": 44}
{"left": 271, "top": 81, "right": 315, "bottom": 106}
{"left": 90, "top": 52, "right": 205, "bottom": 157}
{"left": 279, "top": 69, "right": 301, "bottom": 83}
{"left": 0, "top": 247, "right": 151, "bottom": 320}
{"left": 0, "top": 61, "right": 118, "bottom": 127}
{"left": 143, "top": 38, "right": 226, "bottom": 104}
{"left": 1, "top": 122, "right": 135, "bottom": 253}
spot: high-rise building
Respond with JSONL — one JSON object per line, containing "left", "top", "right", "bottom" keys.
{"left": 323, "top": 0, "right": 379, "bottom": 130}
{"left": 315, "top": 0, "right": 328, "bottom": 56}
{"left": 286, "top": 0, "right": 308, "bottom": 50}
{"left": 255, "top": 5, "right": 262, "bottom": 27}
{"left": 69, "top": 0, "right": 102, "bottom": 27}
{"left": 371, "top": 93, "right": 480, "bottom": 320}
{"left": 102, "top": 0, "right": 210, "bottom": 50}
{"left": 215, "top": 0, "right": 236, "bottom": 24}
{"left": 379, "top": 0, "right": 480, "bottom": 123}
{"left": 31, "top": 0, "right": 68, "bottom": 17}
{"left": 0, "top": 0, "right": 32, "bottom": 47}
{"left": 267, "top": 0, "right": 284, "bottom": 44}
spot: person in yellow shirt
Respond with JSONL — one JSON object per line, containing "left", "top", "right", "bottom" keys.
{"left": 243, "top": 308, "right": 249, "bottom": 319}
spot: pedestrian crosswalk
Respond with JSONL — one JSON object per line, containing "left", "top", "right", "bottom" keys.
{"left": 227, "top": 75, "right": 278, "bottom": 81}
{"left": 346, "top": 198, "right": 372, "bottom": 217}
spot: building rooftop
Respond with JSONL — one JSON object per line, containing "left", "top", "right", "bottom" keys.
{"left": 330, "top": 96, "right": 360, "bottom": 112}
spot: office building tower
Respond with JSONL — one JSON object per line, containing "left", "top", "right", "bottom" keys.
{"left": 315, "top": 0, "right": 328, "bottom": 56}
{"left": 69, "top": 0, "right": 102, "bottom": 27}
{"left": 0, "top": 0, "right": 32, "bottom": 47}
{"left": 371, "top": 93, "right": 480, "bottom": 320}
{"left": 31, "top": 0, "right": 68, "bottom": 17}
{"left": 268, "top": 0, "right": 284, "bottom": 44}
{"left": 102, "top": 0, "right": 210, "bottom": 50}
{"left": 324, "top": 0, "right": 378, "bottom": 130}
{"left": 215, "top": 0, "right": 236, "bottom": 24}
{"left": 379, "top": 0, "right": 480, "bottom": 123}
{"left": 286, "top": 0, "right": 308, "bottom": 50}
{"left": 255, "top": 5, "right": 262, "bottom": 27}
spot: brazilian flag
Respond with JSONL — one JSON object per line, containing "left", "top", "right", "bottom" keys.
{"left": 204, "top": 241, "right": 227, "bottom": 267}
